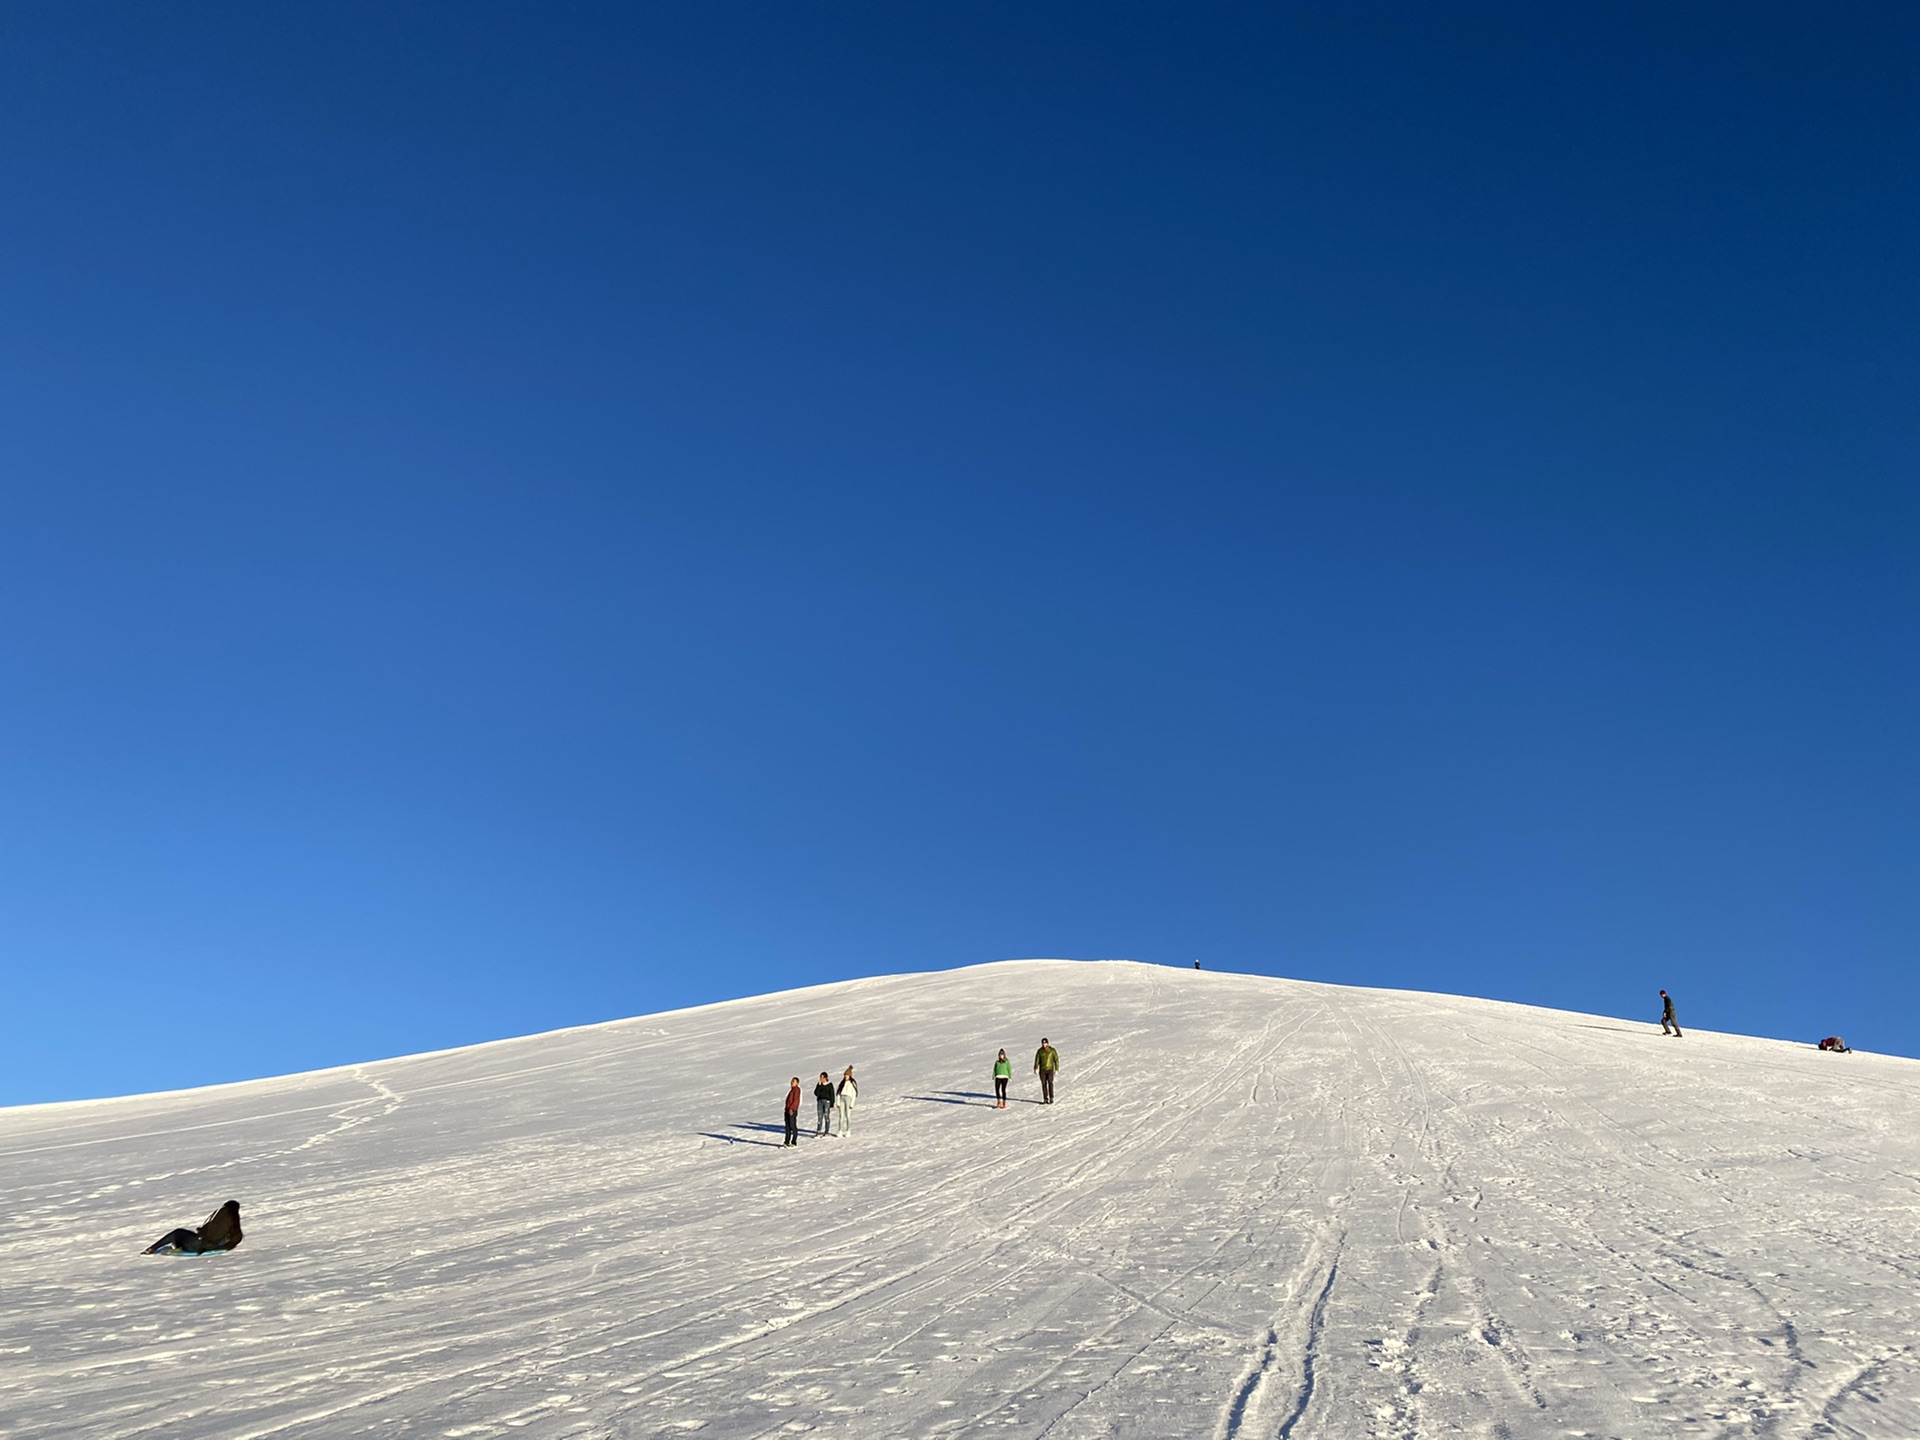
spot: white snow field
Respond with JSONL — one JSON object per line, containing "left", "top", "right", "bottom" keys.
{"left": 3, "top": 961, "right": 1917, "bottom": 1440}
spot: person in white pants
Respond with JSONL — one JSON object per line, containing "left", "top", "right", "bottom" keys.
{"left": 836, "top": 1065, "right": 857, "bottom": 1136}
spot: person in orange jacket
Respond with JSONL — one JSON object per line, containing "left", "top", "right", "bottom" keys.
{"left": 783, "top": 1077, "right": 802, "bottom": 1147}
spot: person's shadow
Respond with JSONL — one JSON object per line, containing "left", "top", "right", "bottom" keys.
{"left": 698, "top": 1122, "right": 788, "bottom": 1147}
{"left": 905, "top": 1090, "right": 1038, "bottom": 1107}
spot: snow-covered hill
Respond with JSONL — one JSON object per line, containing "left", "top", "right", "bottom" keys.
{"left": 3, "top": 960, "right": 1916, "bottom": 1439}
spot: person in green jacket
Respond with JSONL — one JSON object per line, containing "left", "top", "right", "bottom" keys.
{"left": 992, "top": 1049, "right": 1011, "bottom": 1107}
{"left": 1033, "top": 1039, "right": 1060, "bottom": 1104}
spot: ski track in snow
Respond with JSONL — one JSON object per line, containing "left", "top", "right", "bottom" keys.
{"left": 2, "top": 960, "right": 1918, "bottom": 1439}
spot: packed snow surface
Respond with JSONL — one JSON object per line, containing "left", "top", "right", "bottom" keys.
{"left": 4, "top": 960, "right": 1918, "bottom": 1439}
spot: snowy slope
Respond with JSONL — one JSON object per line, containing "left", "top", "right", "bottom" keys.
{"left": 3, "top": 960, "right": 1917, "bottom": 1440}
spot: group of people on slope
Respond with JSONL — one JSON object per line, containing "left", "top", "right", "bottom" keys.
{"left": 993, "top": 1038, "right": 1061, "bottom": 1106}
{"left": 783, "top": 1066, "right": 856, "bottom": 1146}
{"left": 779, "top": 1038, "right": 1062, "bottom": 1145}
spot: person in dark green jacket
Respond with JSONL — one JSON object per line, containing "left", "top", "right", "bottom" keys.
{"left": 1033, "top": 1039, "right": 1060, "bottom": 1104}
{"left": 1659, "top": 990, "right": 1682, "bottom": 1038}
{"left": 992, "top": 1049, "right": 1011, "bottom": 1107}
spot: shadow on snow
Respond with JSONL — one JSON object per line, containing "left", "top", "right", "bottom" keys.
{"left": 904, "top": 1091, "right": 1039, "bottom": 1107}
{"left": 698, "top": 1122, "right": 791, "bottom": 1148}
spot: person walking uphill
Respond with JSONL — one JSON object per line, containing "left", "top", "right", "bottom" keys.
{"left": 1659, "top": 990, "right": 1682, "bottom": 1038}
{"left": 783, "top": 1077, "right": 802, "bottom": 1147}
{"left": 836, "top": 1065, "right": 857, "bottom": 1135}
{"left": 993, "top": 1049, "right": 1011, "bottom": 1107}
{"left": 1033, "top": 1038, "right": 1060, "bottom": 1104}
{"left": 813, "top": 1073, "right": 837, "bottom": 1136}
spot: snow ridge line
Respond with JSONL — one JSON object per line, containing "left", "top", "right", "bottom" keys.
{"left": 51, "top": 1069, "right": 410, "bottom": 1204}
{"left": 1276, "top": 1251, "right": 1342, "bottom": 1440}
{"left": 287, "top": 1071, "right": 403, "bottom": 1155}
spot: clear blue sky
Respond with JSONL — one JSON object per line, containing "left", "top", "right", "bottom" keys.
{"left": 2, "top": 4, "right": 1914, "bottom": 1104}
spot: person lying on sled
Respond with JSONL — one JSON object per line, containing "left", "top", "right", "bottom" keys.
{"left": 143, "top": 1200, "right": 244, "bottom": 1255}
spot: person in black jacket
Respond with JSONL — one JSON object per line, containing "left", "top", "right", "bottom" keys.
{"left": 1659, "top": 990, "right": 1682, "bottom": 1037}
{"left": 813, "top": 1072, "right": 837, "bottom": 1136}
{"left": 143, "top": 1200, "right": 243, "bottom": 1255}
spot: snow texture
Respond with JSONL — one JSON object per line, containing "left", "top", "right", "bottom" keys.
{"left": 3, "top": 959, "right": 1917, "bottom": 1439}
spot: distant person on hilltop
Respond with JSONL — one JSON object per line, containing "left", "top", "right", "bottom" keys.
{"left": 836, "top": 1065, "right": 858, "bottom": 1135}
{"left": 783, "top": 1078, "right": 802, "bottom": 1147}
{"left": 993, "top": 1049, "right": 1011, "bottom": 1107}
{"left": 1818, "top": 1036, "right": 1851, "bottom": 1053}
{"left": 813, "top": 1072, "right": 837, "bottom": 1136}
{"left": 1034, "top": 1038, "right": 1060, "bottom": 1104}
{"left": 1659, "top": 990, "right": 1682, "bottom": 1038}
{"left": 143, "top": 1200, "right": 243, "bottom": 1256}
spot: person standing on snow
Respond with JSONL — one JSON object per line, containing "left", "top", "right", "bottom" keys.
{"left": 1033, "top": 1038, "right": 1060, "bottom": 1104}
{"left": 1659, "top": 990, "right": 1682, "bottom": 1037}
{"left": 813, "top": 1072, "right": 837, "bottom": 1136}
{"left": 783, "top": 1078, "right": 802, "bottom": 1147}
{"left": 836, "top": 1065, "right": 857, "bottom": 1135}
{"left": 992, "top": 1049, "right": 1011, "bottom": 1107}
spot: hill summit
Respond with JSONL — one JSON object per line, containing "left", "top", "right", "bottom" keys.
{"left": 3, "top": 959, "right": 1915, "bottom": 1438}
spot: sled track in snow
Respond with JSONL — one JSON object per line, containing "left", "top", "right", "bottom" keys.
{"left": 1276, "top": 1252, "right": 1341, "bottom": 1440}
